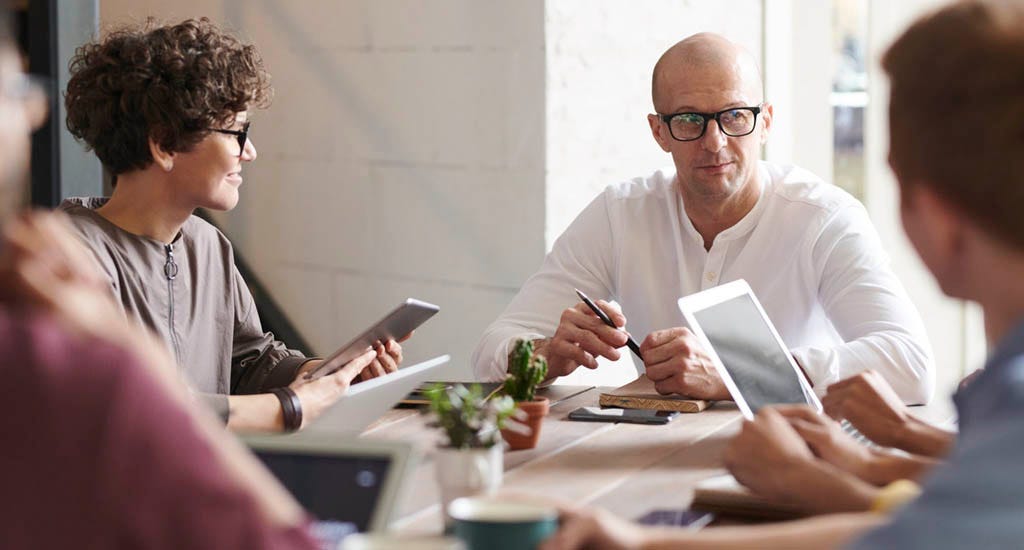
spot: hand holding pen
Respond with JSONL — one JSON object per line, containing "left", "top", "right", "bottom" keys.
{"left": 530, "top": 288, "right": 642, "bottom": 380}
{"left": 574, "top": 288, "right": 644, "bottom": 361}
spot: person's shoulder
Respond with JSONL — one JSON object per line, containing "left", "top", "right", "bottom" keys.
{"left": 993, "top": 356, "right": 1024, "bottom": 409}
{"left": 602, "top": 167, "right": 677, "bottom": 203}
{"left": 0, "top": 308, "right": 131, "bottom": 396}
{"left": 182, "top": 213, "right": 234, "bottom": 256}
{"left": 762, "top": 161, "right": 863, "bottom": 216}
{"left": 57, "top": 197, "right": 114, "bottom": 240}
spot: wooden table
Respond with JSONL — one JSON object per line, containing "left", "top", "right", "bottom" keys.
{"left": 362, "top": 385, "right": 955, "bottom": 533}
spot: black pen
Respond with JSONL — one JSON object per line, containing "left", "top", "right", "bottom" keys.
{"left": 574, "top": 288, "right": 644, "bottom": 361}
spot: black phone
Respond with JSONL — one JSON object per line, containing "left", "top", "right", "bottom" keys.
{"left": 567, "top": 406, "right": 679, "bottom": 425}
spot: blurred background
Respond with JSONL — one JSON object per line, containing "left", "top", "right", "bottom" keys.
{"left": 15, "top": 0, "right": 980, "bottom": 402}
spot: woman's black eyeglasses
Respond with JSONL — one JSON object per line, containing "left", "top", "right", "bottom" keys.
{"left": 209, "top": 121, "right": 251, "bottom": 158}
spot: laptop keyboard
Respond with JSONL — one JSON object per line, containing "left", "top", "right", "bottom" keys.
{"left": 636, "top": 509, "right": 715, "bottom": 529}
{"left": 310, "top": 520, "right": 358, "bottom": 550}
{"left": 840, "top": 419, "right": 877, "bottom": 449}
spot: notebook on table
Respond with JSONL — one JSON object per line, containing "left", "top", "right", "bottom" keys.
{"left": 599, "top": 375, "right": 710, "bottom": 413}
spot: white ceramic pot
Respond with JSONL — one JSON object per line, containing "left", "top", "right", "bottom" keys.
{"left": 434, "top": 445, "right": 504, "bottom": 530}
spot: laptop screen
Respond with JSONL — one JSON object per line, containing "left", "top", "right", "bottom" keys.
{"left": 255, "top": 450, "right": 391, "bottom": 532}
{"left": 692, "top": 293, "right": 808, "bottom": 413}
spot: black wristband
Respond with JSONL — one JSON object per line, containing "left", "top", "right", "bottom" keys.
{"left": 271, "top": 387, "right": 303, "bottom": 432}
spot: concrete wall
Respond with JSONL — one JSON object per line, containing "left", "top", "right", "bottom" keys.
{"left": 99, "top": 0, "right": 546, "bottom": 381}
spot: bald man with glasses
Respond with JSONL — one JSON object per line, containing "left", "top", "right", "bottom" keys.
{"left": 473, "top": 33, "right": 934, "bottom": 405}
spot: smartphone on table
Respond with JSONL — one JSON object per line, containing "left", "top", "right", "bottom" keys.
{"left": 568, "top": 406, "right": 679, "bottom": 425}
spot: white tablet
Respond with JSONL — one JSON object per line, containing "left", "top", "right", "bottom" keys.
{"left": 677, "top": 279, "right": 820, "bottom": 419}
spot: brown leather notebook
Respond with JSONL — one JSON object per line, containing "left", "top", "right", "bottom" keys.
{"left": 598, "top": 376, "right": 710, "bottom": 413}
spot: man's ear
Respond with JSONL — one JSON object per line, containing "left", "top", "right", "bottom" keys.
{"left": 759, "top": 101, "right": 773, "bottom": 145}
{"left": 148, "top": 138, "right": 175, "bottom": 172}
{"left": 648, "top": 113, "right": 672, "bottom": 153}
{"left": 903, "top": 182, "right": 966, "bottom": 276}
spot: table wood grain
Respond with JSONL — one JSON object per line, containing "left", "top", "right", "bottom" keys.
{"left": 363, "top": 385, "right": 954, "bottom": 534}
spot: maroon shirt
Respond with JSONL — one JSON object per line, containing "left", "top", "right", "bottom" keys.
{"left": 0, "top": 308, "right": 317, "bottom": 549}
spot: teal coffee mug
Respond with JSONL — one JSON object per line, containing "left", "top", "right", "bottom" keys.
{"left": 448, "top": 496, "right": 558, "bottom": 550}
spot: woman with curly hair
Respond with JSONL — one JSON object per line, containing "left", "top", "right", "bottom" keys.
{"left": 59, "top": 18, "right": 404, "bottom": 432}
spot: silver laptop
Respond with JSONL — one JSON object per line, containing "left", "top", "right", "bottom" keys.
{"left": 305, "top": 354, "right": 450, "bottom": 434}
{"left": 246, "top": 434, "right": 418, "bottom": 544}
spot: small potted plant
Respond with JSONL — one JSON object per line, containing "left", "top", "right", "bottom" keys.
{"left": 426, "top": 383, "right": 517, "bottom": 528}
{"left": 499, "top": 339, "right": 550, "bottom": 450}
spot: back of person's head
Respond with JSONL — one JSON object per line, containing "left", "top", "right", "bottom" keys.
{"left": 883, "top": 0, "right": 1024, "bottom": 250}
{"left": 64, "top": 18, "right": 271, "bottom": 176}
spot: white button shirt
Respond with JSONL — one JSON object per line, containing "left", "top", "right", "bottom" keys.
{"left": 472, "top": 161, "right": 935, "bottom": 404}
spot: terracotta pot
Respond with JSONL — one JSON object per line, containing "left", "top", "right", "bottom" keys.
{"left": 501, "top": 396, "right": 550, "bottom": 451}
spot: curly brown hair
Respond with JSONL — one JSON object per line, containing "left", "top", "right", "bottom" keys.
{"left": 65, "top": 18, "right": 272, "bottom": 175}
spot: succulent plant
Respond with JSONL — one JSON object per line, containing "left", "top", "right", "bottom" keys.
{"left": 426, "top": 383, "right": 518, "bottom": 449}
{"left": 502, "top": 339, "right": 549, "bottom": 402}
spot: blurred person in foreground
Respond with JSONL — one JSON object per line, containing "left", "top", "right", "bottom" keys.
{"left": 59, "top": 18, "right": 404, "bottom": 432}
{"left": 542, "top": 1, "right": 1024, "bottom": 547}
{"left": 0, "top": 11, "right": 320, "bottom": 549}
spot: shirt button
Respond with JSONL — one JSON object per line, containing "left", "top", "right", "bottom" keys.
{"left": 706, "top": 272, "right": 716, "bottom": 281}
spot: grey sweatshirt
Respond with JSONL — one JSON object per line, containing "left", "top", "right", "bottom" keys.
{"left": 60, "top": 197, "right": 311, "bottom": 422}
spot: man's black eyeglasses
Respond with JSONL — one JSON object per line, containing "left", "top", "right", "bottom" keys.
{"left": 658, "top": 104, "right": 763, "bottom": 142}
{"left": 209, "top": 121, "right": 250, "bottom": 157}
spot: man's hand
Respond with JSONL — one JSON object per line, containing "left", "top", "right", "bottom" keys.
{"left": 534, "top": 300, "right": 629, "bottom": 380}
{"left": 640, "top": 327, "right": 729, "bottom": 399}
{"left": 723, "top": 407, "right": 817, "bottom": 500}
{"left": 539, "top": 505, "right": 653, "bottom": 550}
{"left": 958, "top": 368, "right": 984, "bottom": 391}
{"left": 725, "top": 406, "right": 879, "bottom": 513}
{"left": 775, "top": 405, "right": 875, "bottom": 483}
{"left": 821, "top": 370, "right": 910, "bottom": 449}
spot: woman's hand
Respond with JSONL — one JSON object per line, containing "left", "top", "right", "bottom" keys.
{"left": 288, "top": 348, "right": 377, "bottom": 428}
{"left": 356, "top": 339, "right": 404, "bottom": 382}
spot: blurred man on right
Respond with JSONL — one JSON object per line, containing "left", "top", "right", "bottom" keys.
{"left": 542, "top": 1, "right": 1024, "bottom": 547}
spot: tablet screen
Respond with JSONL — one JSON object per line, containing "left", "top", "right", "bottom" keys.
{"left": 692, "top": 293, "right": 808, "bottom": 413}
